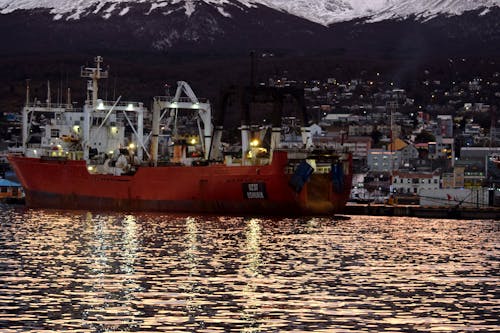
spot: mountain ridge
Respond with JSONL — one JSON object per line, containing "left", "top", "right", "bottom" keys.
{"left": 0, "top": 0, "right": 497, "bottom": 61}
{"left": 0, "top": 0, "right": 498, "bottom": 25}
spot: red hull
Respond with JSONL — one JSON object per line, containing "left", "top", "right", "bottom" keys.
{"left": 8, "top": 151, "right": 352, "bottom": 215}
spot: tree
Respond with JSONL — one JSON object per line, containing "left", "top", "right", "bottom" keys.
{"left": 371, "top": 128, "right": 383, "bottom": 145}
{"left": 415, "top": 130, "right": 436, "bottom": 143}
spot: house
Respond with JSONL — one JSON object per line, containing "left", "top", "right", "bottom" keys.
{"left": 392, "top": 171, "right": 440, "bottom": 194}
{"left": 313, "top": 135, "right": 371, "bottom": 160}
{"left": 367, "top": 149, "right": 400, "bottom": 172}
{"left": 399, "top": 144, "right": 419, "bottom": 168}
{"left": 323, "top": 113, "right": 351, "bottom": 124}
{"left": 437, "top": 115, "right": 453, "bottom": 138}
{"left": 428, "top": 137, "right": 455, "bottom": 165}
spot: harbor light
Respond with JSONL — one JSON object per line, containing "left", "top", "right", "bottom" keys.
{"left": 250, "top": 139, "right": 260, "bottom": 147}
{"left": 128, "top": 143, "right": 136, "bottom": 150}
{"left": 97, "top": 101, "right": 105, "bottom": 110}
{"left": 190, "top": 138, "right": 197, "bottom": 145}
{"left": 192, "top": 102, "right": 199, "bottom": 109}
{"left": 73, "top": 125, "right": 80, "bottom": 133}
{"left": 127, "top": 103, "right": 135, "bottom": 111}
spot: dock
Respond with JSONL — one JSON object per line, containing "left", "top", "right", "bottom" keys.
{"left": 344, "top": 203, "right": 500, "bottom": 219}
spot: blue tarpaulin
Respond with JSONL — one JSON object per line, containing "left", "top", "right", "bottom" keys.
{"left": 332, "top": 163, "right": 344, "bottom": 193}
{"left": 0, "top": 179, "right": 21, "bottom": 187}
{"left": 289, "top": 161, "right": 314, "bottom": 193}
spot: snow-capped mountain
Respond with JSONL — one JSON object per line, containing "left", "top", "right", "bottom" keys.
{"left": 0, "top": 0, "right": 498, "bottom": 25}
{"left": 0, "top": 0, "right": 498, "bottom": 56}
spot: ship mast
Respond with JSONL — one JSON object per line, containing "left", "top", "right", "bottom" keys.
{"left": 81, "top": 56, "right": 108, "bottom": 107}
{"left": 81, "top": 56, "right": 109, "bottom": 160}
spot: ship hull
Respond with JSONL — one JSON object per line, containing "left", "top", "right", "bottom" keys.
{"left": 8, "top": 152, "right": 352, "bottom": 216}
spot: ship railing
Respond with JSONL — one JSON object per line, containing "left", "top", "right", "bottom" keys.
{"left": 155, "top": 96, "right": 209, "bottom": 104}
{"left": 96, "top": 100, "right": 144, "bottom": 111}
{"left": 285, "top": 164, "right": 332, "bottom": 175}
{"left": 51, "top": 119, "right": 69, "bottom": 125}
{"left": 81, "top": 67, "right": 108, "bottom": 78}
{"left": 24, "top": 103, "right": 72, "bottom": 111}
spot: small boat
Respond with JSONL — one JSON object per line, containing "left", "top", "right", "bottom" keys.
{"left": 0, "top": 178, "right": 24, "bottom": 204}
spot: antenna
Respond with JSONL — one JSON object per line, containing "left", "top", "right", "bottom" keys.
{"left": 67, "top": 88, "right": 72, "bottom": 109}
{"left": 47, "top": 80, "right": 51, "bottom": 108}
{"left": 81, "top": 56, "right": 109, "bottom": 107}
{"left": 25, "top": 79, "right": 30, "bottom": 106}
{"left": 490, "top": 106, "right": 497, "bottom": 147}
{"left": 250, "top": 50, "right": 255, "bottom": 88}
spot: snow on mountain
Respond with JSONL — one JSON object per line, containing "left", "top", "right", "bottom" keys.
{"left": 0, "top": 0, "right": 498, "bottom": 24}
{"left": 371, "top": 0, "right": 500, "bottom": 22}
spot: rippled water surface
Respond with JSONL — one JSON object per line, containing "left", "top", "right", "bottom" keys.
{"left": 0, "top": 206, "right": 498, "bottom": 332}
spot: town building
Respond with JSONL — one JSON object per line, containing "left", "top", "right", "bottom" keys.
{"left": 392, "top": 171, "right": 440, "bottom": 194}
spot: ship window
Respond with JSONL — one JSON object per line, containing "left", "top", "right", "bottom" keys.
{"left": 51, "top": 129, "right": 60, "bottom": 138}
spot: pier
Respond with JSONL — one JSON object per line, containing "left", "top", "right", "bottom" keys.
{"left": 344, "top": 203, "right": 500, "bottom": 219}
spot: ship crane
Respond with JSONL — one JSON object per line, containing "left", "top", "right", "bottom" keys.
{"left": 151, "top": 81, "right": 212, "bottom": 166}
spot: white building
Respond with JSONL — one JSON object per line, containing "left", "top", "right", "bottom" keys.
{"left": 392, "top": 171, "right": 440, "bottom": 194}
{"left": 367, "top": 149, "right": 400, "bottom": 172}
{"left": 428, "top": 137, "right": 455, "bottom": 165}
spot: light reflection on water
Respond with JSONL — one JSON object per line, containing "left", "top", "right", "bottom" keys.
{"left": 0, "top": 206, "right": 498, "bottom": 332}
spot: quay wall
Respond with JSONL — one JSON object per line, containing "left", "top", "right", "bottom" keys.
{"left": 343, "top": 203, "right": 500, "bottom": 220}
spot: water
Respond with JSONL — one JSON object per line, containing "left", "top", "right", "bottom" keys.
{"left": 0, "top": 206, "right": 498, "bottom": 332}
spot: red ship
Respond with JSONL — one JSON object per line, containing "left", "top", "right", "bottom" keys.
{"left": 8, "top": 57, "right": 352, "bottom": 215}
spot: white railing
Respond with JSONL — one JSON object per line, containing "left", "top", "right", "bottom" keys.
{"left": 155, "top": 96, "right": 209, "bottom": 104}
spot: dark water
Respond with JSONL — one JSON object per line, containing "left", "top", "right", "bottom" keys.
{"left": 0, "top": 206, "right": 498, "bottom": 332}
